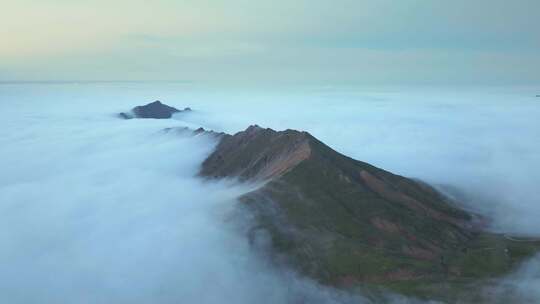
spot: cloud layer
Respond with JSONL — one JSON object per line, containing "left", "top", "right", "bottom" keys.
{"left": 189, "top": 85, "right": 540, "bottom": 236}
{"left": 0, "top": 83, "right": 539, "bottom": 302}
{"left": 0, "top": 86, "right": 366, "bottom": 303}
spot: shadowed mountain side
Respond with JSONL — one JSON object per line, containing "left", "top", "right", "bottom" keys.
{"left": 199, "top": 125, "right": 540, "bottom": 301}
{"left": 119, "top": 101, "right": 191, "bottom": 119}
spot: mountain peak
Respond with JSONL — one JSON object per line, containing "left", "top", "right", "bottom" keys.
{"left": 245, "top": 124, "right": 263, "bottom": 132}
{"left": 119, "top": 101, "right": 188, "bottom": 119}
{"left": 200, "top": 126, "right": 312, "bottom": 181}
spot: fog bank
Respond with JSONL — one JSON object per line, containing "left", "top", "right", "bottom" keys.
{"left": 1, "top": 83, "right": 539, "bottom": 303}
{"left": 0, "top": 88, "right": 365, "bottom": 303}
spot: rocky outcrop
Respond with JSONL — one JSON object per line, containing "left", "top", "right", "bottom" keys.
{"left": 199, "top": 125, "right": 540, "bottom": 301}
{"left": 163, "top": 126, "right": 228, "bottom": 139}
{"left": 200, "top": 125, "right": 311, "bottom": 181}
{"left": 119, "top": 101, "right": 191, "bottom": 119}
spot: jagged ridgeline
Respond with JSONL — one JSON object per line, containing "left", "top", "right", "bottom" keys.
{"left": 199, "top": 125, "right": 540, "bottom": 301}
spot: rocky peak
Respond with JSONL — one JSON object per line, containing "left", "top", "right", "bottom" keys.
{"left": 119, "top": 100, "right": 189, "bottom": 119}
{"left": 200, "top": 125, "right": 312, "bottom": 181}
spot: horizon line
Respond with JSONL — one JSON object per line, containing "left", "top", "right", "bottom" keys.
{"left": 0, "top": 80, "right": 194, "bottom": 84}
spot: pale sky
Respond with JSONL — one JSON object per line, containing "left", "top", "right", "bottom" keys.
{"left": 1, "top": 0, "right": 539, "bottom": 84}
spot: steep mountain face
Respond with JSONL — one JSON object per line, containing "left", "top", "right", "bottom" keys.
{"left": 119, "top": 101, "right": 191, "bottom": 119}
{"left": 200, "top": 125, "right": 540, "bottom": 301}
{"left": 200, "top": 125, "right": 311, "bottom": 181}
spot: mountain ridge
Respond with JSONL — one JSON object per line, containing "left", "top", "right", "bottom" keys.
{"left": 197, "top": 124, "right": 540, "bottom": 301}
{"left": 117, "top": 102, "right": 540, "bottom": 301}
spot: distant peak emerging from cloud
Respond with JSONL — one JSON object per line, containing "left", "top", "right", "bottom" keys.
{"left": 119, "top": 100, "right": 191, "bottom": 119}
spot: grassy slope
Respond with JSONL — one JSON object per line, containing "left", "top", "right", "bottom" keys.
{"left": 240, "top": 137, "right": 540, "bottom": 301}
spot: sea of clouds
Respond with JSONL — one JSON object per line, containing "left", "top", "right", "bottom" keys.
{"left": 0, "top": 82, "right": 538, "bottom": 303}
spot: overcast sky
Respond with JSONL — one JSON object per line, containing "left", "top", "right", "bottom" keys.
{"left": 1, "top": 0, "right": 539, "bottom": 84}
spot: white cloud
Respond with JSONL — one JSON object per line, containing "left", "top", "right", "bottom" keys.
{"left": 0, "top": 85, "right": 367, "bottom": 303}
{"left": 0, "top": 82, "right": 539, "bottom": 302}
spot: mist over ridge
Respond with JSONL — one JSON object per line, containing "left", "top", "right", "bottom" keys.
{"left": 3, "top": 82, "right": 539, "bottom": 234}
{"left": 0, "top": 82, "right": 539, "bottom": 303}
{"left": 0, "top": 88, "right": 364, "bottom": 303}
{"left": 141, "top": 82, "right": 540, "bottom": 236}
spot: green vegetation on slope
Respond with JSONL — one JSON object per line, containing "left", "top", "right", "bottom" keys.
{"left": 200, "top": 126, "right": 540, "bottom": 302}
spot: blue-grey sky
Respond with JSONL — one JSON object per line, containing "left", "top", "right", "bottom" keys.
{"left": 1, "top": 0, "right": 539, "bottom": 84}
